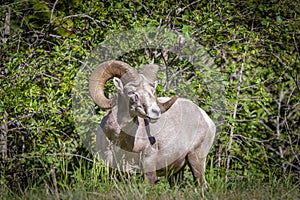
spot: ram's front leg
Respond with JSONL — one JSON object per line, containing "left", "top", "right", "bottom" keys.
{"left": 142, "top": 156, "right": 157, "bottom": 185}
{"left": 144, "top": 171, "right": 156, "bottom": 185}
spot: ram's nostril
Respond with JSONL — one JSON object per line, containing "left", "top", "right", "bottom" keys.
{"left": 148, "top": 105, "right": 161, "bottom": 120}
{"left": 151, "top": 108, "right": 160, "bottom": 115}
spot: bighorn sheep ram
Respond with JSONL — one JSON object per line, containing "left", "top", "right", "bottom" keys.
{"left": 89, "top": 60, "right": 215, "bottom": 187}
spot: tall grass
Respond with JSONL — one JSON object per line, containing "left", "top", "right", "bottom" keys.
{"left": 2, "top": 155, "right": 299, "bottom": 200}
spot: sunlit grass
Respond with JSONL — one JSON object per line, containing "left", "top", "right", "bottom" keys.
{"left": 2, "top": 156, "right": 299, "bottom": 200}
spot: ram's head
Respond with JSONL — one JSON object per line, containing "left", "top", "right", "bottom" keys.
{"left": 89, "top": 60, "right": 177, "bottom": 122}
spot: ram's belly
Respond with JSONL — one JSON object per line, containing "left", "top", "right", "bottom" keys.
{"left": 155, "top": 154, "right": 186, "bottom": 176}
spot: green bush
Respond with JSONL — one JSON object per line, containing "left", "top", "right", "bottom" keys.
{"left": 1, "top": 0, "right": 299, "bottom": 197}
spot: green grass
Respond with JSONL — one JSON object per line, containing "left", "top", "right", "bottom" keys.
{"left": 2, "top": 156, "right": 299, "bottom": 200}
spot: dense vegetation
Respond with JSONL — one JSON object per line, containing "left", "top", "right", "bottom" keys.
{"left": 1, "top": 0, "right": 299, "bottom": 199}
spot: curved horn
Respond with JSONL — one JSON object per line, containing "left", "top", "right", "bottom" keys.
{"left": 157, "top": 96, "right": 178, "bottom": 113}
{"left": 89, "top": 60, "right": 138, "bottom": 109}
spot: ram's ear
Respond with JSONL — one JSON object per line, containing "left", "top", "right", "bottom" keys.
{"left": 113, "top": 77, "right": 124, "bottom": 93}
{"left": 140, "top": 64, "right": 159, "bottom": 83}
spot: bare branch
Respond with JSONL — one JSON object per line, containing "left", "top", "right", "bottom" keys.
{"left": 176, "top": 0, "right": 202, "bottom": 15}
{"left": 61, "top": 14, "right": 107, "bottom": 27}
{"left": 4, "top": 8, "right": 10, "bottom": 36}
{"left": 50, "top": 0, "right": 59, "bottom": 24}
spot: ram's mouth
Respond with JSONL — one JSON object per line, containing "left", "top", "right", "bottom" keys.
{"left": 134, "top": 108, "right": 160, "bottom": 123}
{"left": 134, "top": 107, "right": 148, "bottom": 118}
{"left": 148, "top": 117, "right": 159, "bottom": 123}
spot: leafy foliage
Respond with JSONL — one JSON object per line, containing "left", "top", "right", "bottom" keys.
{"left": 1, "top": 0, "right": 299, "bottom": 197}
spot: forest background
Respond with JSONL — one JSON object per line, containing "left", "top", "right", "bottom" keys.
{"left": 1, "top": 0, "right": 299, "bottom": 199}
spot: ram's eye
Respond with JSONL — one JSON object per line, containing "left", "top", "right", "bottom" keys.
{"left": 127, "top": 91, "right": 135, "bottom": 97}
{"left": 128, "top": 92, "right": 139, "bottom": 101}
{"left": 127, "top": 90, "right": 134, "bottom": 95}
{"left": 134, "top": 93, "right": 139, "bottom": 101}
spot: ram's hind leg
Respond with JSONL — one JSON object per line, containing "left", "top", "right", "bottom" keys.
{"left": 187, "top": 151, "right": 207, "bottom": 188}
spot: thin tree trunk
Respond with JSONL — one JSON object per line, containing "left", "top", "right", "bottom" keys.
{"left": 277, "top": 82, "right": 286, "bottom": 172}
{"left": 0, "top": 112, "right": 8, "bottom": 159}
{"left": 225, "top": 37, "right": 251, "bottom": 181}
{"left": 3, "top": 8, "right": 10, "bottom": 43}
{"left": 0, "top": 111, "right": 8, "bottom": 192}
{"left": 226, "top": 65, "right": 243, "bottom": 181}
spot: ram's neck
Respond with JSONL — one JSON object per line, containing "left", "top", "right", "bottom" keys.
{"left": 116, "top": 94, "right": 134, "bottom": 129}
{"left": 101, "top": 95, "right": 142, "bottom": 152}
